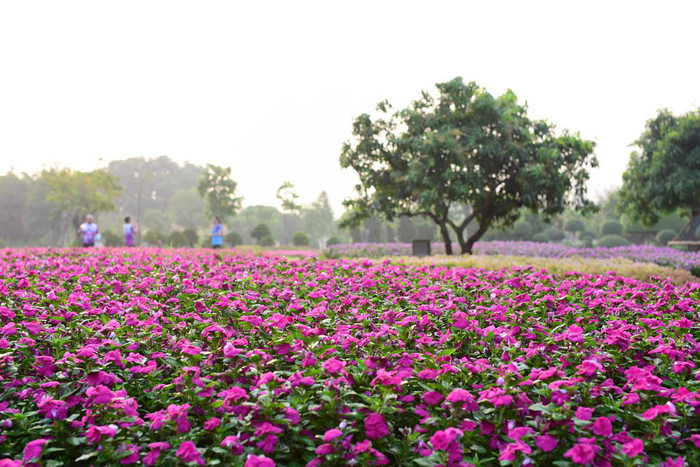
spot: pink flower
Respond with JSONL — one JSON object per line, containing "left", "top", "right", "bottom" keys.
{"left": 257, "top": 434, "right": 278, "bottom": 454}
{"left": 621, "top": 438, "right": 644, "bottom": 457}
{"left": 535, "top": 434, "right": 558, "bottom": 452}
{"left": 323, "top": 428, "right": 343, "bottom": 442}
{"left": 119, "top": 444, "right": 140, "bottom": 465}
{"left": 23, "top": 439, "right": 48, "bottom": 464}
{"left": 86, "top": 424, "right": 117, "bottom": 443}
{"left": 315, "top": 443, "right": 334, "bottom": 455}
{"left": 621, "top": 393, "right": 640, "bottom": 405}
{"left": 322, "top": 358, "right": 344, "bottom": 375}
{"left": 661, "top": 456, "right": 686, "bottom": 467}
{"left": 591, "top": 417, "right": 613, "bottom": 437}
{"left": 641, "top": 403, "right": 675, "bottom": 420}
{"left": 176, "top": 441, "right": 205, "bottom": 465}
{"left": 575, "top": 406, "right": 594, "bottom": 420}
{"left": 364, "top": 412, "right": 389, "bottom": 439}
{"left": 204, "top": 417, "right": 221, "bottom": 430}
{"left": 0, "top": 460, "right": 22, "bottom": 467}
{"left": 221, "top": 436, "right": 244, "bottom": 455}
{"left": 564, "top": 439, "right": 600, "bottom": 465}
{"left": 690, "top": 434, "right": 700, "bottom": 449}
{"left": 423, "top": 391, "right": 443, "bottom": 405}
{"left": 244, "top": 454, "right": 276, "bottom": 467}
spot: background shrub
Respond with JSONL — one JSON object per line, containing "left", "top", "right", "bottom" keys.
{"left": 601, "top": 220, "right": 623, "bottom": 236}
{"left": 564, "top": 218, "right": 586, "bottom": 233}
{"left": 656, "top": 229, "right": 677, "bottom": 245}
{"left": 250, "top": 223, "right": 272, "bottom": 244}
{"left": 142, "top": 230, "right": 166, "bottom": 246}
{"left": 259, "top": 235, "right": 276, "bottom": 247}
{"left": 545, "top": 227, "right": 565, "bottom": 242}
{"left": 225, "top": 231, "right": 243, "bottom": 247}
{"left": 326, "top": 236, "right": 342, "bottom": 246}
{"left": 167, "top": 231, "right": 188, "bottom": 248}
{"left": 513, "top": 221, "right": 532, "bottom": 240}
{"left": 292, "top": 231, "right": 311, "bottom": 247}
{"left": 183, "top": 228, "right": 199, "bottom": 247}
{"left": 596, "top": 234, "right": 631, "bottom": 247}
{"left": 531, "top": 232, "right": 549, "bottom": 243}
{"left": 101, "top": 230, "right": 123, "bottom": 247}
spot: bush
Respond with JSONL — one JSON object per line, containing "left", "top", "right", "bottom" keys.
{"left": 101, "top": 231, "right": 123, "bottom": 247}
{"left": 596, "top": 234, "right": 631, "bottom": 247}
{"left": 564, "top": 218, "right": 586, "bottom": 233}
{"left": 545, "top": 227, "right": 565, "bottom": 242}
{"left": 656, "top": 229, "right": 677, "bottom": 245}
{"left": 259, "top": 235, "right": 276, "bottom": 247}
{"left": 601, "top": 220, "right": 623, "bottom": 236}
{"left": 250, "top": 223, "right": 272, "bottom": 244}
{"left": 532, "top": 232, "right": 549, "bottom": 243}
{"left": 142, "top": 230, "right": 166, "bottom": 247}
{"left": 691, "top": 266, "right": 700, "bottom": 278}
{"left": 513, "top": 221, "right": 532, "bottom": 240}
{"left": 225, "top": 231, "right": 243, "bottom": 247}
{"left": 182, "top": 228, "right": 198, "bottom": 247}
{"left": 292, "top": 231, "right": 311, "bottom": 247}
{"left": 167, "top": 231, "right": 188, "bottom": 248}
{"left": 327, "top": 236, "right": 342, "bottom": 246}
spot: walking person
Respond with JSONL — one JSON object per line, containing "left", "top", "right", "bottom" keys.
{"left": 209, "top": 216, "right": 224, "bottom": 249}
{"left": 77, "top": 214, "right": 99, "bottom": 248}
{"left": 123, "top": 217, "right": 137, "bottom": 247}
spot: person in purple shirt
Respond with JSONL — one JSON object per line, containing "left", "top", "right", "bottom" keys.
{"left": 77, "top": 214, "right": 98, "bottom": 247}
{"left": 123, "top": 217, "right": 137, "bottom": 247}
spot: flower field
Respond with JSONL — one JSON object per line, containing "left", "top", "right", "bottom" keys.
{"left": 325, "top": 242, "right": 700, "bottom": 272}
{"left": 0, "top": 248, "right": 699, "bottom": 466}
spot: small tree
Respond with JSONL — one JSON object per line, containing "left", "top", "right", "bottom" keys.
{"left": 225, "top": 231, "right": 243, "bottom": 247}
{"left": 197, "top": 164, "right": 243, "bottom": 221}
{"left": 250, "top": 223, "right": 271, "bottom": 244}
{"left": 292, "top": 231, "right": 311, "bottom": 247}
{"left": 513, "top": 221, "right": 533, "bottom": 240}
{"left": 182, "top": 228, "right": 198, "bottom": 248}
{"left": 339, "top": 77, "right": 597, "bottom": 254}
{"left": 167, "top": 231, "right": 188, "bottom": 248}
{"left": 259, "top": 235, "right": 275, "bottom": 247}
{"left": 545, "top": 227, "right": 566, "bottom": 242}
{"left": 601, "top": 220, "right": 623, "bottom": 236}
{"left": 656, "top": 229, "right": 676, "bottom": 245}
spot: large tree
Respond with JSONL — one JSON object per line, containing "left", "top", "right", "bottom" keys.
{"left": 339, "top": 77, "right": 598, "bottom": 254}
{"left": 618, "top": 108, "right": 700, "bottom": 238}
{"left": 197, "top": 164, "right": 243, "bottom": 221}
{"left": 42, "top": 168, "right": 122, "bottom": 246}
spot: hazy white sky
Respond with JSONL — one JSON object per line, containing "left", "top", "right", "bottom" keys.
{"left": 1, "top": 1, "right": 699, "bottom": 216}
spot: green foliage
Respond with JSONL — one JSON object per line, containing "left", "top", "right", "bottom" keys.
{"left": 292, "top": 231, "right": 311, "bottom": 247}
{"left": 168, "top": 188, "right": 207, "bottom": 230}
{"left": 250, "top": 223, "right": 272, "bottom": 243}
{"left": 397, "top": 217, "right": 416, "bottom": 242}
{"left": 142, "top": 230, "right": 166, "bottom": 246}
{"left": 43, "top": 168, "right": 122, "bottom": 246}
{"left": 596, "top": 234, "right": 631, "bottom": 247}
{"left": 101, "top": 230, "right": 123, "bottom": 247}
{"left": 656, "top": 229, "right": 676, "bottom": 245}
{"left": 339, "top": 77, "right": 598, "bottom": 254}
{"left": 601, "top": 220, "right": 623, "bottom": 236}
{"left": 259, "top": 234, "right": 275, "bottom": 247}
{"left": 326, "top": 235, "right": 342, "bottom": 246}
{"left": 512, "top": 221, "right": 532, "bottom": 240}
{"left": 197, "top": 164, "right": 242, "bottom": 221}
{"left": 276, "top": 181, "right": 302, "bottom": 213}
{"left": 619, "top": 108, "right": 700, "bottom": 226}
{"left": 545, "top": 227, "right": 565, "bottom": 242}
{"left": 182, "top": 228, "right": 198, "bottom": 247}
{"left": 224, "top": 231, "right": 243, "bottom": 247}
{"left": 564, "top": 218, "right": 585, "bottom": 232}
{"left": 167, "top": 231, "right": 188, "bottom": 248}
{"left": 532, "top": 232, "right": 549, "bottom": 243}
{"left": 691, "top": 266, "right": 700, "bottom": 278}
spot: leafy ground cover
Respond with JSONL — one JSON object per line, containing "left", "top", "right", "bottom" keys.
{"left": 0, "top": 248, "right": 699, "bottom": 466}
{"left": 325, "top": 242, "right": 700, "bottom": 273}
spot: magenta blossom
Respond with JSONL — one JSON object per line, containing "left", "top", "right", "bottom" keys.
{"left": 23, "top": 439, "right": 48, "bottom": 464}
{"left": 176, "top": 441, "right": 205, "bottom": 465}
{"left": 364, "top": 412, "right": 389, "bottom": 439}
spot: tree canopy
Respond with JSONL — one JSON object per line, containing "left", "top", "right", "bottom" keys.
{"left": 618, "top": 108, "right": 700, "bottom": 238}
{"left": 197, "top": 164, "right": 243, "bottom": 221}
{"left": 339, "top": 77, "right": 598, "bottom": 254}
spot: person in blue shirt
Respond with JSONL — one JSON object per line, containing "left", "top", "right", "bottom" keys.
{"left": 209, "top": 216, "right": 224, "bottom": 249}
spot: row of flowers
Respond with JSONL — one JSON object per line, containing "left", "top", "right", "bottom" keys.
{"left": 0, "top": 248, "right": 698, "bottom": 465}
{"left": 324, "top": 241, "right": 700, "bottom": 271}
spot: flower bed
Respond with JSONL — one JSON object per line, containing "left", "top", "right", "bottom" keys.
{"left": 0, "top": 248, "right": 698, "bottom": 466}
{"left": 324, "top": 241, "right": 700, "bottom": 272}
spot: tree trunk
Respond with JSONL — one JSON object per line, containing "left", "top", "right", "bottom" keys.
{"left": 462, "top": 219, "right": 491, "bottom": 255}
{"left": 438, "top": 222, "right": 453, "bottom": 255}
